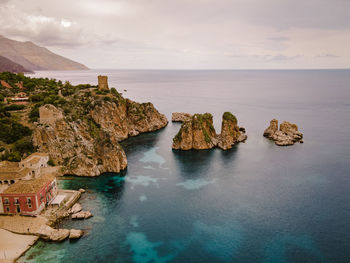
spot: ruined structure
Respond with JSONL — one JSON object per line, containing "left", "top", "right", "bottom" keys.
{"left": 39, "top": 104, "right": 64, "bottom": 125}
{"left": 98, "top": 75, "right": 109, "bottom": 91}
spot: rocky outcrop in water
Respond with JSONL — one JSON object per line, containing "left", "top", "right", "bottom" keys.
{"left": 217, "top": 112, "right": 247, "bottom": 150}
{"left": 172, "top": 112, "right": 247, "bottom": 150}
{"left": 263, "top": 119, "right": 303, "bottom": 146}
{"left": 72, "top": 211, "right": 93, "bottom": 219}
{"left": 171, "top": 112, "right": 192, "bottom": 122}
{"left": 36, "top": 225, "right": 70, "bottom": 242}
{"left": 32, "top": 89, "right": 168, "bottom": 176}
{"left": 69, "top": 229, "right": 83, "bottom": 239}
{"left": 172, "top": 113, "right": 218, "bottom": 150}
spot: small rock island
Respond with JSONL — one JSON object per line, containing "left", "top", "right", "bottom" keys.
{"left": 263, "top": 119, "right": 303, "bottom": 146}
{"left": 172, "top": 112, "right": 247, "bottom": 150}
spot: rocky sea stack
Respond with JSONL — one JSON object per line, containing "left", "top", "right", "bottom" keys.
{"left": 172, "top": 112, "right": 246, "bottom": 150}
{"left": 172, "top": 113, "right": 217, "bottom": 150}
{"left": 263, "top": 119, "right": 303, "bottom": 146}
{"left": 217, "top": 112, "right": 247, "bottom": 150}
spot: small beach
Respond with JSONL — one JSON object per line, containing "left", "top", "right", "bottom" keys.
{"left": 0, "top": 229, "right": 38, "bottom": 263}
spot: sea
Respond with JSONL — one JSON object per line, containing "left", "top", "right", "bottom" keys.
{"left": 19, "top": 70, "right": 350, "bottom": 263}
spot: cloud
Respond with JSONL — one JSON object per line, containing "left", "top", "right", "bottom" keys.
{"left": 0, "top": 3, "right": 87, "bottom": 47}
{"left": 265, "top": 54, "right": 303, "bottom": 61}
{"left": 267, "top": 36, "right": 290, "bottom": 42}
{"left": 0, "top": 0, "right": 349, "bottom": 68}
{"left": 316, "top": 54, "right": 339, "bottom": 58}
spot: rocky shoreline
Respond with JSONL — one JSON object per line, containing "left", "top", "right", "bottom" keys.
{"left": 0, "top": 188, "right": 92, "bottom": 262}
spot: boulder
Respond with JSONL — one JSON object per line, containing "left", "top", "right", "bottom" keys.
{"left": 36, "top": 225, "right": 69, "bottom": 242}
{"left": 49, "top": 229, "right": 70, "bottom": 242}
{"left": 69, "top": 203, "right": 82, "bottom": 214}
{"left": 79, "top": 188, "right": 86, "bottom": 193}
{"left": 171, "top": 112, "right": 192, "bottom": 122}
{"left": 69, "top": 229, "right": 83, "bottom": 239}
{"left": 72, "top": 211, "right": 93, "bottom": 219}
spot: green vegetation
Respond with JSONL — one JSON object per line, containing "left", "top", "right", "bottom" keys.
{"left": 223, "top": 111, "right": 237, "bottom": 124}
{"left": 0, "top": 72, "right": 130, "bottom": 162}
{"left": 0, "top": 118, "right": 31, "bottom": 144}
{"left": 48, "top": 158, "right": 55, "bottom": 166}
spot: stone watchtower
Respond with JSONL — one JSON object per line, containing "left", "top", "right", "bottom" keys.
{"left": 98, "top": 75, "right": 109, "bottom": 91}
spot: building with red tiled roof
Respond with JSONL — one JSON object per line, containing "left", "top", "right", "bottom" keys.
{"left": 1, "top": 174, "right": 57, "bottom": 215}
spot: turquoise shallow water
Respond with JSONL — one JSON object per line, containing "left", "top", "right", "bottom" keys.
{"left": 19, "top": 70, "right": 350, "bottom": 263}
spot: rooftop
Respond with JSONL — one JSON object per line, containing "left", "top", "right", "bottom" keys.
{"left": 21, "top": 153, "right": 48, "bottom": 165}
{"left": 3, "top": 174, "right": 55, "bottom": 194}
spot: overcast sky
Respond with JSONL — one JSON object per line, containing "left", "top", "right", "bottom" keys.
{"left": 1, "top": 0, "right": 349, "bottom": 69}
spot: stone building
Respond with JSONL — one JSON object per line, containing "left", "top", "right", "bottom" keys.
{"left": 39, "top": 104, "right": 64, "bottom": 125}
{"left": 98, "top": 75, "right": 109, "bottom": 90}
{"left": 0, "top": 152, "right": 55, "bottom": 215}
{"left": 0, "top": 153, "right": 49, "bottom": 186}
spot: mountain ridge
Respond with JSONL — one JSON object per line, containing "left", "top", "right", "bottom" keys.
{"left": 0, "top": 35, "right": 88, "bottom": 71}
{"left": 0, "top": 55, "right": 33, "bottom": 73}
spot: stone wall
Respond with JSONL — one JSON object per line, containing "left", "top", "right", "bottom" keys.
{"left": 39, "top": 104, "right": 64, "bottom": 125}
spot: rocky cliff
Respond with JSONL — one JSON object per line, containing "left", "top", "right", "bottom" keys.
{"left": 263, "top": 119, "right": 303, "bottom": 146}
{"left": 217, "top": 112, "right": 247, "bottom": 150}
{"left": 172, "top": 113, "right": 217, "bottom": 150}
{"left": 32, "top": 90, "right": 168, "bottom": 176}
{"left": 172, "top": 112, "right": 246, "bottom": 150}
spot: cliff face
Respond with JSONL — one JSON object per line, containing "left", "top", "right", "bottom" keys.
{"left": 33, "top": 97, "right": 167, "bottom": 176}
{"left": 172, "top": 113, "right": 217, "bottom": 150}
{"left": 217, "top": 112, "right": 247, "bottom": 150}
{"left": 263, "top": 119, "right": 303, "bottom": 146}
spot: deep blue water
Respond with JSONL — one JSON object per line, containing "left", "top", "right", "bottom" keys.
{"left": 20, "top": 70, "right": 350, "bottom": 263}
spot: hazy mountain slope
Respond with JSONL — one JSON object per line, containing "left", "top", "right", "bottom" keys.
{"left": 0, "top": 55, "right": 32, "bottom": 73}
{"left": 0, "top": 35, "right": 88, "bottom": 70}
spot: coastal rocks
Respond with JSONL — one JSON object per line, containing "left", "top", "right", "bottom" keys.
{"left": 72, "top": 211, "right": 93, "bottom": 219}
{"left": 69, "top": 203, "right": 82, "bottom": 214}
{"left": 217, "top": 112, "right": 247, "bottom": 150}
{"left": 36, "top": 225, "right": 69, "bottom": 242}
{"left": 172, "top": 112, "right": 192, "bottom": 122}
{"left": 49, "top": 229, "right": 70, "bottom": 242}
{"left": 172, "top": 112, "right": 247, "bottom": 151}
{"left": 69, "top": 229, "right": 83, "bottom": 239}
{"left": 172, "top": 113, "right": 218, "bottom": 150}
{"left": 263, "top": 119, "right": 303, "bottom": 146}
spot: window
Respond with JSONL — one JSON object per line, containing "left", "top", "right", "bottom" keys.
{"left": 6, "top": 207, "right": 9, "bottom": 212}
{"left": 27, "top": 198, "right": 32, "bottom": 208}
{"left": 4, "top": 198, "right": 9, "bottom": 205}
{"left": 10, "top": 180, "right": 15, "bottom": 184}
{"left": 15, "top": 198, "right": 19, "bottom": 205}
